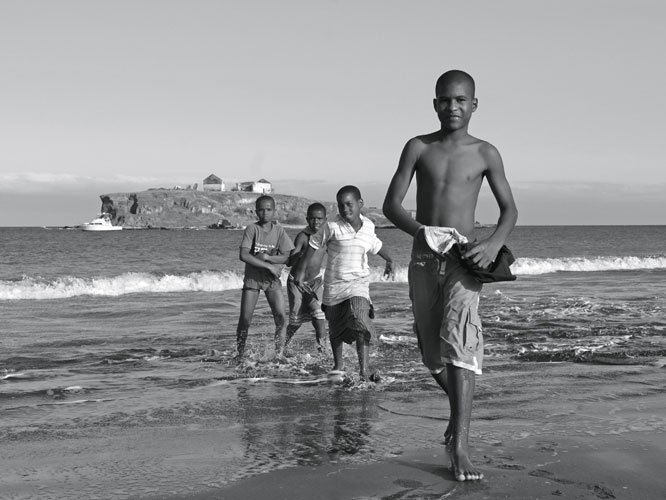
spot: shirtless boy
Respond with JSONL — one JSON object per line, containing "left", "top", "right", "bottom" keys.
{"left": 236, "top": 195, "right": 294, "bottom": 360}
{"left": 383, "top": 70, "right": 518, "bottom": 481}
{"left": 296, "top": 186, "right": 394, "bottom": 381}
{"left": 286, "top": 203, "right": 328, "bottom": 351}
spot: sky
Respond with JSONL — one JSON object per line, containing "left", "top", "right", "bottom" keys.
{"left": 1, "top": 0, "right": 665, "bottom": 226}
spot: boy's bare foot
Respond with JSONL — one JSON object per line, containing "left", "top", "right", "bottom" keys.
{"left": 448, "top": 442, "right": 483, "bottom": 481}
{"left": 328, "top": 369, "right": 346, "bottom": 384}
{"left": 444, "top": 421, "right": 452, "bottom": 445}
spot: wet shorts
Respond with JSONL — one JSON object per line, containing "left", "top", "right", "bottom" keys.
{"left": 243, "top": 271, "right": 282, "bottom": 292}
{"left": 287, "top": 274, "right": 325, "bottom": 325}
{"left": 409, "top": 247, "right": 483, "bottom": 375}
{"left": 323, "top": 296, "right": 375, "bottom": 345}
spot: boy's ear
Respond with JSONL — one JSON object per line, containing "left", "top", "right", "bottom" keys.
{"left": 472, "top": 97, "right": 478, "bottom": 112}
{"left": 358, "top": 198, "right": 364, "bottom": 208}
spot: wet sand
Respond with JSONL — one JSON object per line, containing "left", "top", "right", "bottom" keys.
{"left": 213, "top": 431, "right": 664, "bottom": 500}
{"left": 2, "top": 361, "right": 664, "bottom": 500}
{"left": 211, "top": 360, "right": 666, "bottom": 500}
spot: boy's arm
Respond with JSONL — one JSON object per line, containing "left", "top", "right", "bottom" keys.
{"left": 287, "top": 232, "right": 308, "bottom": 268}
{"left": 383, "top": 138, "right": 424, "bottom": 237}
{"left": 293, "top": 244, "right": 316, "bottom": 285}
{"left": 261, "top": 252, "right": 290, "bottom": 265}
{"left": 294, "top": 223, "right": 329, "bottom": 285}
{"left": 239, "top": 247, "right": 282, "bottom": 276}
{"left": 463, "top": 144, "right": 518, "bottom": 269}
{"left": 258, "top": 227, "right": 294, "bottom": 265}
{"left": 377, "top": 247, "right": 394, "bottom": 279}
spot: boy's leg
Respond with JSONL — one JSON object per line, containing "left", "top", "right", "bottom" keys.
{"left": 446, "top": 364, "right": 483, "bottom": 482}
{"left": 330, "top": 335, "right": 344, "bottom": 371}
{"left": 285, "top": 323, "right": 300, "bottom": 347}
{"left": 236, "top": 289, "right": 259, "bottom": 359}
{"left": 431, "top": 370, "right": 452, "bottom": 444}
{"left": 312, "top": 318, "right": 327, "bottom": 351}
{"left": 265, "top": 287, "right": 287, "bottom": 356}
{"left": 285, "top": 277, "right": 301, "bottom": 347}
{"left": 354, "top": 332, "right": 370, "bottom": 380}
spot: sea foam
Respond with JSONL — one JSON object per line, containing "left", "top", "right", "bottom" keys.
{"left": 0, "top": 270, "right": 244, "bottom": 300}
{"left": 513, "top": 255, "right": 666, "bottom": 275}
{"left": 1, "top": 255, "right": 664, "bottom": 300}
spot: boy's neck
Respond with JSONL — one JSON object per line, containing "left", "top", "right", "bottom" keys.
{"left": 347, "top": 215, "right": 363, "bottom": 232}
{"left": 256, "top": 220, "right": 273, "bottom": 229}
{"left": 438, "top": 127, "right": 469, "bottom": 141}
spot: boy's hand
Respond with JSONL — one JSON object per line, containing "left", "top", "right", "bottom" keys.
{"left": 293, "top": 270, "right": 305, "bottom": 288}
{"left": 383, "top": 260, "right": 395, "bottom": 280}
{"left": 462, "top": 240, "right": 502, "bottom": 270}
{"left": 267, "top": 263, "right": 281, "bottom": 278}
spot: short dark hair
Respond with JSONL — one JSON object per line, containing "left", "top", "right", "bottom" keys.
{"left": 435, "top": 70, "right": 476, "bottom": 97}
{"left": 255, "top": 195, "right": 275, "bottom": 208}
{"left": 336, "top": 185, "right": 362, "bottom": 201}
{"left": 307, "top": 202, "right": 326, "bottom": 216}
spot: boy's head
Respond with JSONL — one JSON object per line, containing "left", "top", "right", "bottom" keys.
{"left": 336, "top": 185, "right": 363, "bottom": 225}
{"left": 255, "top": 195, "right": 276, "bottom": 224}
{"left": 306, "top": 203, "right": 326, "bottom": 232}
{"left": 433, "top": 70, "right": 477, "bottom": 132}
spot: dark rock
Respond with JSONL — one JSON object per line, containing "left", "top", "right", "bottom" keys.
{"left": 98, "top": 190, "right": 392, "bottom": 229}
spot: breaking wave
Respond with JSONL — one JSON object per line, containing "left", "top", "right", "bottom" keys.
{"left": 0, "top": 270, "right": 244, "bottom": 300}
{"left": 2, "top": 255, "right": 664, "bottom": 300}
{"left": 513, "top": 255, "right": 666, "bottom": 275}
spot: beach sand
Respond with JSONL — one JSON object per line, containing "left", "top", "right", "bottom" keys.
{"left": 212, "top": 431, "right": 663, "bottom": 500}
{"left": 2, "top": 362, "right": 664, "bottom": 500}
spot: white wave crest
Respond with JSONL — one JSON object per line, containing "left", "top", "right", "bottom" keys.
{"left": 2, "top": 257, "right": 662, "bottom": 300}
{"left": 368, "top": 265, "right": 408, "bottom": 283}
{"left": 513, "top": 255, "right": 666, "bottom": 275}
{"left": 0, "top": 270, "right": 245, "bottom": 300}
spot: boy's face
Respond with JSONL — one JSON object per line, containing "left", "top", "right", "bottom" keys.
{"left": 337, "top": 192, "right": 363, "bottom": 225}
{"left": 433, "top": 78, "right": 477, "bottom": 132}
{"left": 255, "top": 198, "right": 275, "bottom": 224}
{"left": 306, "top": 209, "right": 326, "bottom": 232}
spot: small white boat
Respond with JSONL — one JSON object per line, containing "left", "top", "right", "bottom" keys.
{"left": 80, "top": 213, "right": 122, "bottom": 231}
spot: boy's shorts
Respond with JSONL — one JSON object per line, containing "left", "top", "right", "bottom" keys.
{"left": 408, "top": 247, "right": 483, "bottom": 375}
{"left": 323, "top": 296, "right": 375, "bottom": 344}
{"left": 287, "top": 275, "right": 325, "bottom": 325}
{"left": 243, "top": 273, "right": 282, "bottom": 292}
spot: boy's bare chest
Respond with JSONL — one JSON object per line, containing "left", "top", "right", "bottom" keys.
{"left": 417, "top": 146, "right": 486, "bottom": 182}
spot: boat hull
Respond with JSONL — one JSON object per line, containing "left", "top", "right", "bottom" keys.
{"left": 81, "top": 225, "right": 123, "bottom": 231}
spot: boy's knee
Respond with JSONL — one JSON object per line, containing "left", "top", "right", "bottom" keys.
{"left": 353, "top": 329, "right": 370, "bottom": 344}
{"left": 273, "top": 313, "right": 286, "bottom": 327}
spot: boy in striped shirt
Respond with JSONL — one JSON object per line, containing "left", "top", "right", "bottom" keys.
{"left": 295, "top": 185, "right": 393, "bottom": 381}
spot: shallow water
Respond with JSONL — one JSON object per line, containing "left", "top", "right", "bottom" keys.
{"left": 1, "top": 225, "right": 665, "bottom": 498}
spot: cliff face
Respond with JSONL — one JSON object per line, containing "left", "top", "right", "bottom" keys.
{"left": 99, "top": 190, "right": 391, "bottom": 228}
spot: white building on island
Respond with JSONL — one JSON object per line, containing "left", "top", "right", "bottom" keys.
{"left": 234, "top": 178, "right": 273, "bottom": 194}
{"left": 203, "top": 174, "right": 224, "bottom": 192}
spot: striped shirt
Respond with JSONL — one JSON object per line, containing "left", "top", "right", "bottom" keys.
{"left": 309, "top": 215, "right": 383, "bottom": 306}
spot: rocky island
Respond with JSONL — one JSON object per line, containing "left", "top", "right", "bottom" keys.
{"left": 99, "top": 189, "right": 392, "bottom": 229}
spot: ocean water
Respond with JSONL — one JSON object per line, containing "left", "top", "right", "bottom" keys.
{"left": 1, "top": 224, "right": 665, "bottom": 497}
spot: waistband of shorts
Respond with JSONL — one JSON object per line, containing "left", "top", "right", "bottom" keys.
{"left": 288, "top": 273, "right": 323, "bottom": 284}
{"left": 411, "top": 246, "right": 462, "bottom": 262}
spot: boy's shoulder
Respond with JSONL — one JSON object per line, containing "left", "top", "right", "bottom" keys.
{"left": 360, "top": 214, "right": 375, "bottom": 230}
{"left": 295, "top": 227, "right": 312, "bottom": 242}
